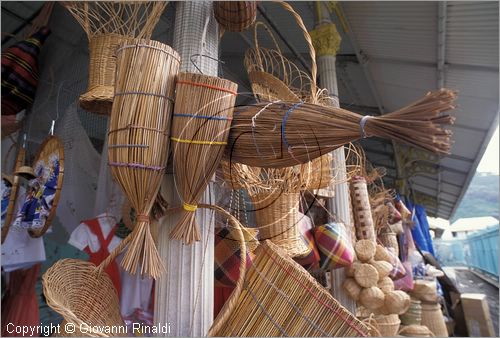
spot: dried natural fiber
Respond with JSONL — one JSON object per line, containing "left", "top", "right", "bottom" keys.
{"left": 208, "top": 240, "right": 369, "bottom": 336}
{"left": 385, "top": 290, "right": 411, "bottom": 315}
{"left": 214, "top": 1, "right": 257, "bottom": 32}
{"left": 345, "top": 261, "right": 360, "bottom": 278}
{"left": 250, "top": 191, "right": 311, "bottom": 258}
{"left": 169, "top": 72, "right": 238, "bottom": 244}
{"left": 371, "top": 260, "right": 393, "bottom": 280}
{"left": 374, "top": 244, "right": 393, "bottom": 263}
{"left": 379, "top": 231, "right": 400, "bottom": 254}
{"left": 29, "top": 136, "right": 65, "bottom": 238}
{"left": 343, "top": 278, "right": 362, "bottom": 301}
{"left": 354, "top": 263, "right": 379, "bottom": 288}
{"left": 359, "top": 286, "right": 385, "bottom": 310}
{"left": 42, "top": 259, "right": 125, "bottom": 337}
{"left": 63, "top": 1, "right": 166, "bottom": 115}
{"left": 226, "top": 89, "right": 457, "bottom": 168}
{"left": 399, "top": 324, "right": 435, "bottom": 337}
{"left": 378, "top": 276, "right": 395, "bottom": 294}
{"left": 355, "top": 239, "right": 376, "bottom": 262}
{"left": 411, "top": 280, "right": 438, "bottom": 302}
{"left": 108, "top": 38, "right": 180, "bottom": 278}
{"left": 351, "top": 176, "right": 376, "bottom": 242}
{"left": 374, "top": 314, "right": 401, "bottom": 337}
{"left": 400, "top": 299, "right": 422, "bottom": 326}
{"left": 420, "top": 302, "right": 448, "bottom": 337}
{"left": 1, "top": 146, "right": 25, "bottom": 243}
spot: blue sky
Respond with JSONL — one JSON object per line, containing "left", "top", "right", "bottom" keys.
{"left": 477, "top": 126, "right": 499, "bottom": 174}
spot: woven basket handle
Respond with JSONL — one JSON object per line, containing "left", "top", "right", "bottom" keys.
{"left": 362, "top": 313, "right": 382, "bottom": 337}
{"left": 253, "top": 21, "right": 287, "bottom": 78}
{"left": 274, "top": 0, "right": 317, "bottom": 101}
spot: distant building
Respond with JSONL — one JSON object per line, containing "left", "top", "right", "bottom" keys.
{"left": 447, "top": 217, "right": 499, "bottom": 239}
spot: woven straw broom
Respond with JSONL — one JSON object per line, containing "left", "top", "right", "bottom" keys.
{"left": 108, "top": 38, "right": 180, "bottom": 278}
{"left": 169, "top": 73, "right": 238, "bottom": 245}
{"left": 63, "top": 2, "right": 166, "bottom": 115}
{"left": 226, "top": 89, "right": 457, "bottom": 168}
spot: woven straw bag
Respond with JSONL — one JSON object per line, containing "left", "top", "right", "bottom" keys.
{"left": 343, "top": 278, "right": 362, "bottom": 301}
{"left": 385, "top": 290, "right": 411, "bottom": 315}
{"left": 354, "top": 263, "right": 379, "bottom": 288}
{"left": 374, "top": 314, "right": 401, "bottom": 337}
{"left": 377, "top": 276, "right": 395, "bottom": 293}
{"left": 371, "top": 260, "right": 393, "bottom": 279}
{"left": 420, "top": 302, "right": 448, "bottom": 337}
{"left": 411, "top": 279, "right": 438, "bottom": 302}
{"left": 359, "top": 286, "right": 385, "bottom": 310}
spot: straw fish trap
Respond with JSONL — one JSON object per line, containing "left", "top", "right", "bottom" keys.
{"left": 250, "top": 191, "right": 311, "bottom": 258}
{"left": 208, "top": 240, "right": 369, "bottom": 337}
{"left": 169, "top": 72, "right": 238, "bottom": 245}
{"left": 28, "top": 136, "right": 65, "bottom": 238}
{"left": 214, "top": 1, "right": 257, "bottom": 32}
{"left": 226, "top": 89, "right": 457, "bottom": 168}
{"left": 63, "top": 2, "right": 166, "bottom": 115}
{"left": 1, "top": 146, "right": 25, "bottom": 243}
{"left": 108, "top": 39, "right": 180, "bottom": 278}
{"left": 351, "top": 176, "right": 376, "bottom": 242}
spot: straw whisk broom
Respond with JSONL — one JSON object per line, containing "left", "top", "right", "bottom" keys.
{"left": 226, "top": 88, "right": 457, "bottom": 168}
{"left": 169, "top": 73, "right": 238, "bottom": 244}
{"left": 108, "top": 38, "right": 180, "bottom": 278}
{"left": 63, "top": 1, "right": 166, "bottom": 115}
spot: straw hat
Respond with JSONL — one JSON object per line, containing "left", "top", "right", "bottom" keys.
{"left": 14, "top": 165, "right": 36, "bottom": 179}
{"left": 2, "top": 173, "right": 13, "bottom": 186}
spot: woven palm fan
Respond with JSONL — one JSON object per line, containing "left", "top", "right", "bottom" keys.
{"left": 169, "top": 73, "right": 238, "bottom": 244}
{"left": 214, "top": 1, "right": 257, "bottom": 32}
{"left": 226, "top": 88, "right": 457, "bottom": 168}
{"left": 63, "top": 1, "right": 166, "bottom": 115}
{"left": 108, "top": 38, "right": 180, "bottom": 278}
{"left": 9, "top": 136, "right": 65, "bottom": 238}
{"left": 208, "top": 240, "right": 369, "bottom": 336}
{"left": 1, "top": 144, "right": 26, "bottom": 243}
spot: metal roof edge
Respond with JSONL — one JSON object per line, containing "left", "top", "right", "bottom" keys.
{"left": 449, "top": 108, "right": 500, "bottom": 219}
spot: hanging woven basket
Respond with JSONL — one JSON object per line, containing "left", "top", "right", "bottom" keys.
{"left": 350, "top": 176, "right": 376, "bottom": 242}
{"left": 208, "top": 240, "right": 369, "bottom": 336}
{"left": 373, "top": 314, "right": 401, "bottom": 337}
{"left": 213, "top": 1, "right": 257, "bottom": 32}
{"left": 420, "top": 302, "right": 448, "bottom": 337}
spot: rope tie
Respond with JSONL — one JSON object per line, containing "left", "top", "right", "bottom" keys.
{"left": 183, "top": 202, "right": 198, "bottom": 212}
{"left": 136, "top": 214, "right": 149, "bottom": 223}
{"left": 359, "top": 115, "right": 374, "bottom": 138}
{"left": 281, "top": 102, "right": 304, "bottom": 151}
{"left": 170, "top": 137, "right": 227, "bottom": 146}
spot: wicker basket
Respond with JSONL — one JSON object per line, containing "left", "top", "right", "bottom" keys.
{"left": 399, "top": 324, "right": 434, "bottom": 337}
{"left": 400, "top": 298, "right": 422, "bottom": 325}
{"left": 208, "top": 240, "right": 369, "bottom": 336}
{"left": 343, "top": 278, "right": 362, "bottom": 301}
{"left": 354, "top": 263, "right": 379, "bottom": 288}
{"left": 374, "top": 244, "right": 392, "bottom": 263}
{"left": 411, "top": 279, "right": 438, "bottom": 302}
{"left": 374, "top": 314, "right": 401, "bottom": 337}
{"left": 385, "top": 290, "right": 411, "bottom": 315}
{"left": 379, "top": 231, "right": 399, "bottom": 254}
{"left": 377, "top": 276, "right": 395, "bottom": 293}
{"left": 250, "top": 191, "right": 311, "bottom": 258}
{"left": 214, "top": 1, "right": 257, "bottom": 32}
{"left": 371, "top": 260, "right": 393, "bottom": 279}
{"left": 42, "top": 259, "right": 125, "bottom": 337}
{"left": 359, "top": 286, "right": 385, "bottom": 310}
{"left": 420, "top": 302, "right": 448, "bottom": 337}
{"left": 355, "top": 239, "right": 376, "bottom": 262}
{"left": 350, "top": 176, "right": 376, "bottom": 242}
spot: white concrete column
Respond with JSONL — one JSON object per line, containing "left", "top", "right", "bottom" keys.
{"left": 154, "top": 2, "right": 218, "bottom": 336}
{"left": 311, "top": 4, "right": 357, "bottom": 313}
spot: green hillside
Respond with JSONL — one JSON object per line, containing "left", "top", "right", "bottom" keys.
{"left": 452, "top": 173, "right": 499, "bottom": 222}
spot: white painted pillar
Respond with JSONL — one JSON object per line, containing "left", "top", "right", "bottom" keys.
{"left": 311, "top": 4, "right": 357, "bottom": 313}
{"left": 154, "top": 2, "right": 218, "bottom": 336}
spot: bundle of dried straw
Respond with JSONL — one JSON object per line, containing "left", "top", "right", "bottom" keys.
{"left": 63, "top": 2, "right": 166, "bottom": 115}
{"left": 108, "top": 39, "right": 180, "bottom": 278}
{"left": 226, "top": 89, "right": 457, "bottom": 168}
{"left": 169, "top": 73, "right": 238, "bottom": 245}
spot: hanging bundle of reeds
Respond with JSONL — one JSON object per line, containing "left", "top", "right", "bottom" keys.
{"left": 108, "top": 38, "right": 180, "bottom": 278}
{"left": 226, "top": 89, "right": 457, "bottom": 168}
{"left": 208, "top": 240, "right": 369, "bottom": 336}
{"left": 169, "top": 72, "right": 238, "bottom": 244}
{"left": 63, "top": 1, "right": 166, "bottom": 115}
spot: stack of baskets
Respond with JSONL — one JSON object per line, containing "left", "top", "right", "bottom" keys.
{"left": 400, "top": 298, "right": 422, "bottom": 325}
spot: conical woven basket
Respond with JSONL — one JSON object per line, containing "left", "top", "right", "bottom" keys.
{"left": 379, "top": 231, "right": 399, "bottom": 254}
{"left": 420, "top": 302, "right": 448, "bottom": 337}
{"left": 350, "top": 176, "right": 376, "bottom": 242}
{"left": 250, "top": 191, "right": 311, "bottom": 258}
{"left": 208, "top": 240, "right": 369, "bottom": 336}
{"left": 374, "top": 314, "right": 401, "bottom": 337}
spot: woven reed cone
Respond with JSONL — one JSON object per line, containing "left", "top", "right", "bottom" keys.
{"left": 379, "top": 231, "right": 400, "bottom": 254}
{"left": 108, "top": 38, "right": 180, "bottom": 278}
{"left": 399, "top": 324, "right": 434, "bottom": 337}
{"left": 42, "top": 259, "right": 124, "bottom": 337}
{"left": 374, "top": 314, "right": 401, "bottom": 337}
{"left": 345, "top": 261, "right": 360, "bottom": 278}
{"left": 355, "top": 239, "right": 376, "bottom": 262}
{"left": 250, "top": 191, "right": 311, "bottom": 258}
{"left": 378, "top": 276, "right": 395, "bottom": 293}
{"left": 214, "top": 1, "right": 257, "bottom": 32}
{"left": 411, "top": 280, "right": 438, "bottom": 302}
{"left": 79, "top": 34, "right": 127, "bottom": 115}
{"left": 354, "top": 263, "right": 379, "bottom": 288}
{"left": 343, "top": 278, "right": 362, "bottom": 301}
{"left": 371, "top": 260, "right": 393, "bottom": 280}
{"left": 374, "top": 244, "right": 393, "bottom": 263}
{"left": 210, "top": 240, "right": 369, "bottom": 336}
{"left": 351, "top": 176, "right": 376, "bottom": 242}
{"left": 359, "top": 286, "right": 385, "bottom": 310}
{"left": 420, "top": 302, "right": 448, "bottom": 337}
{"left": 385, "top": 290, "right": 411, "bottom": 315}
{"left": 169, "top": 72, "right": 238, "bottom": 245}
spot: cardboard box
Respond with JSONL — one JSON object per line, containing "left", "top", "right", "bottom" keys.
{"left": 460, "top": 293, "right": 495, "bottom": 337}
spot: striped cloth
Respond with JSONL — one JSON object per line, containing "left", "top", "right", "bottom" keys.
{"left": 314, "top": 222, "right": 354, "bottom": 270}
{"left": 214, "top": 227, "right": 252, "bottom": 287}
{"left": 2, "top": 27, "right": 51, "bottom": 116}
